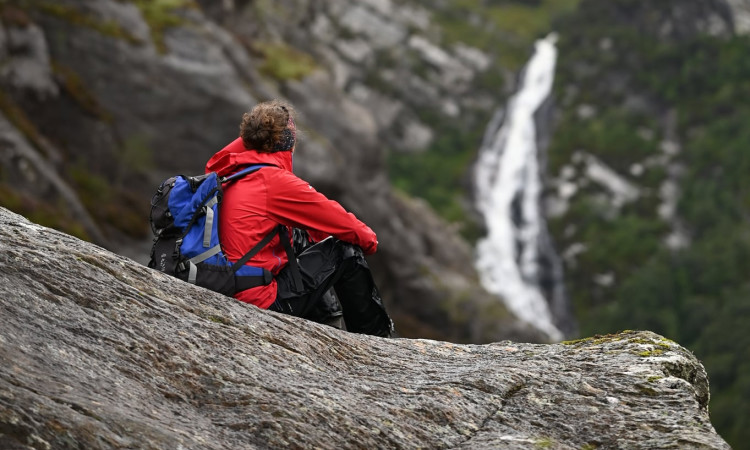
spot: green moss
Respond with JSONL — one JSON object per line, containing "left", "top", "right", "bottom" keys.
{"left": 253, "top": 42, "right": 318, "bottom": 81}
{"left": 206, "top": 315, "right": 231, "bottom": 325}
{"left": 562, "top": 330, "right": 638, "bottom": 346}
{"left": 637, "top": 349, "right": 665, "bottom": 357}
{"left": 535, "top": 437, "right": 555, "bottom": 448}
{"left": 636, "top": 384, "right": 659, "bottom": 396}
{"left": 563, "top": 331, "right": 676, "bottom": 352}
{"left": 627, "top": 337, "right": 671, "bottom": 349}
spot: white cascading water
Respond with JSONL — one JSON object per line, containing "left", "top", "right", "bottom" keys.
{"left": 474, "top": 34, "right": 563, "bottom": 341}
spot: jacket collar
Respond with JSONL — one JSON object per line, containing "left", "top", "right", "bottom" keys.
{"left": 205, "top": 137, "right": 293, "bottom": 176}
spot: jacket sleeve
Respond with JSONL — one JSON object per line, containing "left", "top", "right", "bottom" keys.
{"left": 264, "top": 171, "right": 378, "bottom": 254}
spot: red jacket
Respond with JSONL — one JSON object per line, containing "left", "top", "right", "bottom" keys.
{"left": 205, "top": 138, "right": 378, "bottom": 309}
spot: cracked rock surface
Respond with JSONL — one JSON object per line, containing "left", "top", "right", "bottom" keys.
{"left": 0, "top": 208, "right": 729, "bottom": 449}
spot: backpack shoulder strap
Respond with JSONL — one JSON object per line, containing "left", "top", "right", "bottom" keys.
{"left": 220, "top": 164, "right": 273, "bottom": 184}
{"left": 230, "top": 225, "right": 280, "bottom": 273}
{"left": 277, "top": 226, "right": 304, "bottom": 292}
{"left": 229, "top": 225, "right": 304, "bottom": 292}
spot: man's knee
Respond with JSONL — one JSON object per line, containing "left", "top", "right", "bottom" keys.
{"left": 301, "top": 238, "right": 365, "bottom": 269}
{"left": 339, "top": 241, "right": 364, "bottom": 260}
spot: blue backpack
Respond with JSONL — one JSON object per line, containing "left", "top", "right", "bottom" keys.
{"left": 148, "top": 165, "right": 301, "bottom": 296}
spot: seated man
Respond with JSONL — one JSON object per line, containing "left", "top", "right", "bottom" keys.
{"left": 205, "top": 99, "right": 394, "bottom": 337}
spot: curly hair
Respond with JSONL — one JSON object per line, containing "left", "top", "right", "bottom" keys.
{"left": 239, "top": 99, "right": 296, "bottom": 153}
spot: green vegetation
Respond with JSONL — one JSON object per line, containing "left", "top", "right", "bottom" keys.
{"left": 388, "top": 117, "right": 484, "bottom": 242}
{"left": 130, "top": 0, "right": 197, "bottom": 53}
{"left": 28, "top": 0, "right": 196, "bottom": 52}
{"left": 637, "top": 349, "right": 664, "bottom": 357}
{"left": 433, "top": 0, "right": 580, "bottom": 70}
{"left": 253, "top": 42, "right": 318, "bottom": 81}
{"left": 550, "top": 2, "right": 750, "bottom": 446}
{"left": 232, "top": 0, "right": 319, "bottom": 81}
{"left": 487, "top": 0, "right": 580, "bottom": 41}
{"left": 547, "top": 109, "right": 660, "bottom": 175}
{"left": 206, "top": 315, "right": 231, "bottom": 325}
{"left": 535, "top": 437, "right": 555, "bottom": 448}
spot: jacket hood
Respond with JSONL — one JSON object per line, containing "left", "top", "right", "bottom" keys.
{"left": 205, "top": 137, "right": 293, "bottom": 176}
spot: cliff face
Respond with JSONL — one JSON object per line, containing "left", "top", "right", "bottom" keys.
{"left": 0, "top": 207, "right": 730, "bottom": 449}
{"left": 0, "top": 1, "right": 537, "bottom": 343}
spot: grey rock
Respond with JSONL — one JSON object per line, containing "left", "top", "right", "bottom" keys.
{"left": 0, "top": 207, "right": 729, "bottom": 449}
{"left": 339, "top": 5, "right": 406, "bottom": 49}
{"left": 0, "top": 19, "right": 58, "bottom": 99}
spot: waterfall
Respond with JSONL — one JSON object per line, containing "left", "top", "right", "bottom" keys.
{"left": 474, "top": 34, "right": 563, "bottom": 341}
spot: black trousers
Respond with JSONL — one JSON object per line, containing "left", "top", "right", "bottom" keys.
{"left": 269, "top": 238, "right": 393, "bottom": 337}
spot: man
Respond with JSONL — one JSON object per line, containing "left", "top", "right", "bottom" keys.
{"left": 205, "top": 100, "right": 394, "bottom": 337}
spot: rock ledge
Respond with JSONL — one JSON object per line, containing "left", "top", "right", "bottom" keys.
{"left": 0, "top": 208, "right": 729, "bottom": 449}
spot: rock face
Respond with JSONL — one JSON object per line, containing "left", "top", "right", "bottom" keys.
{"left": 0, "top": 0, "right": 538, "bottom": 343}
{"left": 0, "top": 208, "right": 729, "bottom": 449}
